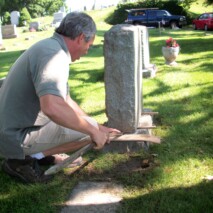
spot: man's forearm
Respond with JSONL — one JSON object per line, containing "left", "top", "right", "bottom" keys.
{"left": 40, "top": 95, "right": 98, "bottom": 137}
{"left": 66, "top": 95, "right": 87, "bottom": 116}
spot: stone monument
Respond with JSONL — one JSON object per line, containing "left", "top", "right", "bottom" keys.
{"left": 10, "top": 11, "right": 20, "bottom": 26}
{"left": 52, "top": 12, "right": 66, "bottom": 26}
{"left": 29, "top": 22, "right": 40, "bottom": 31}
{"left": 104, "top": 24, "right": 143, "bottom": 133}
{"left": 141, "top": 27, "right": 157, "bottom": 78}
{"left": 104, "top": 24, "right": 155, "bottom": 153}
{"left": 1, "top": 25, "right": 18, "bottom": 39}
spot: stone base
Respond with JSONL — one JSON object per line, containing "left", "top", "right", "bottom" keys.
{"left": 102, "top": 108, "right": 158, "bottom": 153}
{"left": 3, "top": 34, "right": 17, "bottom": 39}
{"left": 0, "top": 45, "right": 6, "bottom": 51}
{"left": 142, "top": 64, "right": 157, "bottom": 78}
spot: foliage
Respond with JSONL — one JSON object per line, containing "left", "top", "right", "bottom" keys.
{"left": 19, "top": 7, "right": 31, "bottom": 26}
{"left": 205, "top": 0, "right": 213, "bottom": 5}
{"left": 0, "top": 0, "right": 63, "bottom": 18}
{"left": 178, "top": 0, "right": 197, "bottom": 9}
{"left": 2, "top": 11, "right": 10, "bottom": 25}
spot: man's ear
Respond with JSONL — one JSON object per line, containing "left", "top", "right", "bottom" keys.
{"left": 77, "top": 33, "right": 84, "bottom": 44}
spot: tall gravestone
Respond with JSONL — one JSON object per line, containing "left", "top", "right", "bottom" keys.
{"left": 10, "top": 11, "right": 20, "bottom": 26}
{"left": 103, "top": 24, "right": 152, "bottom": 153}
{"left": 104, "top": 24, "right": 144, "bottom": 133}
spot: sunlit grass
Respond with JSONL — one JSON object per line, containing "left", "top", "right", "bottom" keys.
{"left": 0, "top": 5, "right": 213, "bottom": 213}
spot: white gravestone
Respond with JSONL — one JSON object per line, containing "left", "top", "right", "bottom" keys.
{"left": 52, "top": 12, "right": 66, "bottom": 25}
{"left": 10, "top": 11, "right": 20, "bottom": 26}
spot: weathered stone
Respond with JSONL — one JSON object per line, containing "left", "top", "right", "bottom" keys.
{"left": 60, "top": 182, "right": 123, "bottom": 213}
{"left": 52, "top": 12, "right": 66, "bottom": 25}
{"left": 104, "top": 24, "right": 144, "bottom": 133}
{"left": 2, "top": 25, "right": 18, "bottom": 39}
{"left": 141, "top": 27, "right": 157, "bottom": 78}
{"left": 10, "top": 11, "right": 20, "bottom": 26}
{"left": 29, "top": 22, "right": 40, "bottom": 31}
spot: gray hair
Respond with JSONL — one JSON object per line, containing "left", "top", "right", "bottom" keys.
{"left": 55, "top": 12, "right": 96, "bottom": 42}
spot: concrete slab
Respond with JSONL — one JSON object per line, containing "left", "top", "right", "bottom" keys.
{"left": 60, "top": 181, "right": 123, "bottom": 213}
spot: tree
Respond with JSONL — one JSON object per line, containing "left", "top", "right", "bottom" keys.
{"left": 2, "top": 11, "right": 10, "bottom": 25}
{"left": 205, "top": 0, "right": 213, "bottom": 5}
{"left": 0, "top": 0, "right": 63, "bottom": 17}
{"left": 19, "top": 7, "right": 31, "bottom": 26}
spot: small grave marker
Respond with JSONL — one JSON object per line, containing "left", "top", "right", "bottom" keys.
{"left": 29, "top": 22, "right": 40, "bottom": 31}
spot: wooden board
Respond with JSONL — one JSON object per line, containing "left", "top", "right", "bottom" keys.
{"left": 110, "top": 134, "right": 161, "bottom": 144}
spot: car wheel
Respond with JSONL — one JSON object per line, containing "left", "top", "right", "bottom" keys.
{"left": 204, "top": 25, "right": 208, "bottom": 31}
{"left": 170, "top": 21, "right": 177, "bottom": 29}
{"left": 133, "top": 22, "right": 140, "bottom": 25}
{"left": 192, "top": 24, "right": 197, "bottom": 30}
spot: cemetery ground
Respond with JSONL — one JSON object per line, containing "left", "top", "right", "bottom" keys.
{"left": 0, "top": 8, "right": 213, "bottom": 213}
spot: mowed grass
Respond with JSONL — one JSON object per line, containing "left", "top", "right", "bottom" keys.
{"left": 0, "top": 6, "right": 213, "bottom": 213}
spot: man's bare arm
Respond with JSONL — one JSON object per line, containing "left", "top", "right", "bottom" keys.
{"left": 66, "top": 94, "right": 87, "bottom": 116}
{"left": 40, "top": 94, "right": 108, "bottom": 148}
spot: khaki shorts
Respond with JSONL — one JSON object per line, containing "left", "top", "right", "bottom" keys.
{"left": 22, "top": 116, "right": 98, "bottom": 155}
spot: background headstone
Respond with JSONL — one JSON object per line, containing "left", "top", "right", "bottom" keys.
{"left": 2, "top": 25, "right": 17, "bottom": 39}
{"left": 10, "top": 11, "right": 20, "bottom": 26}
{"left": 141, "top": 27, "right": 157, "bottom": 78}
{"left": 52, "top": 12, "right": 66, "bottom": 25}
{"left": 60, "top": 6, "right": 66, "bottom": 13}
{"left": 29, "top": 22, "right": 40, "bottom": 31}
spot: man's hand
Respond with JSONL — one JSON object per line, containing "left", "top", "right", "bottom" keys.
{"left": 91, "top": 124, "right": 121, "bottom": 149}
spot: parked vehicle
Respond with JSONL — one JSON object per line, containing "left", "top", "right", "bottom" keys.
{"left": 125, "top": 8, "right": 187, "bottom": 28}
{"left": 192, "top": 12, "right": 213, "bottom": 31}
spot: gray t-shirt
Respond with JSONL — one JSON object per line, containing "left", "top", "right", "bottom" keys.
{"left": 0, "top": 32, "right": 71, "bottom": 159}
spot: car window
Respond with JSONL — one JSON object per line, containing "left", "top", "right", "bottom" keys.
{"left": 208, "top": 13, "right": 213, "bottom": 18}
{"left": 130, "top": 10, "right": 145, "bottom": 16}
{"left": 156, "top": 11, "right": 167, "bottom": 17}
{"left": 203, "top": 14, "right": 208, "bottom": 19}
{"left": 199, "top": 14, "right": 205, "bottom": 20}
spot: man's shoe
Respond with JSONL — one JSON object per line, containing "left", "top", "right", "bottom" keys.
{"left": 37, "top": 156, "right": 55, "bottom": 165}
{"left": 2, "top": 156, "right": 53, "bottom": 184}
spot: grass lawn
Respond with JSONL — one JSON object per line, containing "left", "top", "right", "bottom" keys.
{"left": 0, "top": 5, "right": 213, "bottom": 213}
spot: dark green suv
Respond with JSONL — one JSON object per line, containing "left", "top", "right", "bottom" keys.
{"left": 125, "top": 8, "right": 187, "bottom": 28}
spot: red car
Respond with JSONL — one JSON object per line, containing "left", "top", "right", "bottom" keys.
{"left": 192, "top": 12, "right": 213, "bottom": 31}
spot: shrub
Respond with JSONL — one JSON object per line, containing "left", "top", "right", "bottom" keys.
{"left": 2, "top": 12, "right": 11, "bottom": 25}
{"left": 19, "top": 7, "right": 31, "bottom": 26}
